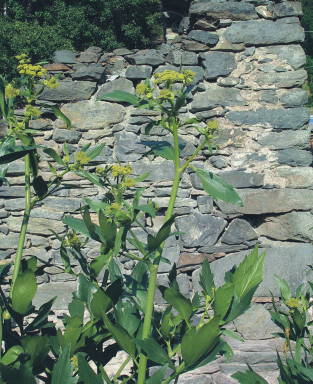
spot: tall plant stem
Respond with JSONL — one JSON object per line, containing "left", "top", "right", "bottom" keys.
{"left": 137, "top": 121, "right": 181, "bottom": 384}
{"left": 9, "top": 154, "right": 31, "bottom": 299}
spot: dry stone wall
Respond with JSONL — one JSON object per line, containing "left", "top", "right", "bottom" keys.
{"left": 1, "top": 0, "right": 313, "bottom": 382}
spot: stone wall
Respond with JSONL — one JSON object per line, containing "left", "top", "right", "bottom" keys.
{"left": 1, "top": 0, "right": 313, "bottom": 382}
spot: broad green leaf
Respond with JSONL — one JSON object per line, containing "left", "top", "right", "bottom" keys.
{"left": 134, "top": 171, "right": 151, "bottom": 183}
{"left": 222, "top": 328, "right": 244, "bottom": 342}
{"left": 146, "top": 364, "right": 169, "bottom": 384}
{"left": 0, "top": 145, "right": 38, "bottom": 165}
{"left": 43, "top": 147, "right": 65, "bottom": 165}
{"left": 135, "top": 204, "right": 156, "bottom": 218}
{"left": 213, "top": 282, "right": 235, "bottom": 321}
{"left": 77, "top": 354, "right": 103, "bottom": 384}
{"left": 102, "top": 312, "right": 136, "bottom": 359}
{"left": 77, "top": 274, "right": 97, "bottom": 313}
{"left": 231, "top": 364, "right": 269, "bottom": 383}
{"left": 15, "top": 132, "right": 39, "bottom": 178}
{"left": 90, "top": 251, "right": 113, "bottom": 278}
{"left": 74, "top": 170, "right": 104, "bottom": 187}
{"left": 1, "top": 346, "right": 24, "bottom": 366}
{"left": 163, "top": 287, "right": 192, "bottom": 323}
{"left": 0, "top": 361, "right": 36, "bottom": 384}
{"left": 133, "top": 337, "right": 175, "bottom": 369}
{"left": 51, "top": 106, "right": 71, "bottom": 130}
{"left": 57, "top": 316, "right": 83, "bottom": 355}
{"left": 0, "top": 261, "right": 12, "bottom": 284}
{"left": 20, "top": 256, "right": 37, "bottom": 273}
{"left": 86, "top": 143, "right": 105, "bottom": 160}
{"left": 142, "top": 141, "right": 186, "bottom": 161}
{"left": 99, "top": 209, "right": 117, "bottom": 247}
{"left": 145, "top": 122, "right": 155, "bottom": 136}
{"left": 232, "top": 246, "right": 265, "bottom": 299}
{"left": 84, "top": 198, "right": 110, "bottom": 213}
{"left": 60, "top": 244, "right": 73, "bottom": 274}
{"left": 199, "top": 258, "right": 215, "bottom": 297}
{"left": 174, "top": 94, "right": 186, "bottom": 111}
{"left": 114, "top": 301, "right": 140, "bottom": 337}
{"left": 148, "top": 215, "right": 176, "bottom": 252}
{"left": 24, "top": 296, "right": 57, "bottom": 332}
{"left": 0, "top": 76, "right": 8, "bottom": 118}
{"left": 21, "top": 335, "right": 50, "bottom": 367}
{"left": 33, "top": 176, "right": 48, "bottom": 199}
{"left": 160, "top": 305, "right": 173, "bottom": 339}
{"left": 276, "top": 353, "right": 294, "bottom": 384}
{"left": 193, "top": 167, "right": 243, "bottom": 206}
{"left": 12, "top": 269, "right": 37, "bottom": 315}
{"left": 62, "top": 216, "right": 102, "bottom": 241}
{"left": 181, "top": 316, "right": 221, "bottom": 367}
{"left": 275, "top": 275, "right": 292, "bottom": 302}
{"left": 108, "top": 258, "right": 122, "bottom": 283}
{"left": 90, "top": 288, "right": 112, "bottom": 318}
{"left": 293, "top": 309, "right": 305, "bottom": 337}
{"left": 225, "top": 289, "right": 256, "bottom": 323}
{"left": 286, "top": 358, "right": 313, "bottom": 381}
{"left": 68, "top": 299, "right": 85, "bottom": 319}
{"left": 51, "top": 345, "right": 78, "bottom": 384}
{"left": 183, "top": 117, "right": 202, "bottom": 125}
{"left": 97, "top": 90, "right": 140, "bottom": 105}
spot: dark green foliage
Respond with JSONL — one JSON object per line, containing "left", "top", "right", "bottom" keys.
{"left": 300, "top": 0, "right": 313, "bottom": 106}
{"left": 0, "top": 0, "right": 162, "bottom": 81}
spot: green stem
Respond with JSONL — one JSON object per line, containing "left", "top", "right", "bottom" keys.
{"left": 162, "top": 362, "right": 185, "bottom": 384}
{"left": 9, "top": 154, "right": 31, "bottom": 299}
{"left": 113, "top": 356, "right": 132, "bottom": 382}
{"left": 129, "top": 228, "right": 147, "bottom": 257}
{"left": 137, "top": 121, "right": 182, "bottom": 384}
{"left": 179, "top": 138, "right": 206, "bottom": 174}
{"left": 99, "top": 364, "right": 113, "bottom": 384}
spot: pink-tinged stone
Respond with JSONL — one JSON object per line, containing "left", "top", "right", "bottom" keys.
{"left": 178, "top": 252, "right": 215, "bottom": 267}
{"left": 44, "top": 63, "right": 71, "bottom": 71}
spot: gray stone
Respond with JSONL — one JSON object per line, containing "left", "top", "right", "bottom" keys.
{"left": 258, "top": 90, "right": 278, "bottom": 104}
{"left": 114, "top": 131, "right": 147, "bottom": 161}
{"left": 38, "top": 80, "right": 97, "bottom": 102}
{"left": 33, "top": 281, "right": 77, "bottom": 310}
{"left": 261, "top": 45, "right": 306, "bottom": 70}
{"left": 88, "top": 145, "right": 113, "bottom": 164}
{"left": 217, "top": 76, "right": 240, "bottom": 87}
{"left": 5, "top": 199, "right": 24, "bottom": 211}
{"left": 200, "top": 52, "right": 236, "bottom": 80}
{"left": 96, "top": 79, "right": 135, "bottom": 102}
{"left": 210, "top": 156, "right": 229, "bottom": 169}
{"left": 183, "top": 66, "right": 204, "bottom": 84}
{"left": 72, "top": 65, "right": 106, "bottom": 81}
{"left": 272, "top": 167, "right": 313, "bottom": 188}
{"left": 273, "top": 2, "right": 303, "bottom": 18}
{"left": 189, "top": 2, "right": 258, "bottom": 21}
{"left": 175, "top": 213, "right": 227, "bottom": 247}
{"left": 197, "top": 195, "right": 213, "bottom": 214}
{"left": 113, "top": 48, "right": 132, "bottom": 56}
{"left": 44, "top": 197, "right": 82, "bottom": 212}
{"left": 125, "top": 65, "right": 152, "bottom": 79}
{"left": 257, "top": 129, "right": 311, "bottom": 149}
{"left": 177, "top": 274, "right": 191, "bottom": 298}
{"left": 30, "top": 208, "right": 63, "bottom": 221}
{"left": 254, "top": 70, "right": 307, "bottom": 88}
{"left": 127, "top": 50, "right": 165, "bottom": 66}
{"left": 166, "top": 50, "right": 198, "bottom": 66}
{"left": 59, "top": 101, "right": 125, "bottom": 132}
{"left": 224, "top": 19, "right": 305, "bottom": 46}
{"left": 52, "top": 50, "right": 76, "bottom": 64}
{"left": 29, "top": 119, "right": 52, "bottom": 131}
{"left": 280, "top": 89, "right": 308, "bottom": 108}
{"left": 207, "top": 243, "right": 313, "bottom": 297}
{"left": 275, "top": 149, "right": 312, "bottom": 167}
{"left": 187, "top": 30, "right": 219, "bottom": 46}
{"left": 218, "top": 170, "right": 264, "bottom": 188}
{"left": 78, "top": 51, "right": 99, "bottom": 63}
{"left": 0, "top": 186, "right": 27, "bottom": 198}
{"left": 221, "top": 219, "right": 258, "bottom": 245}
{"left": 190, "top": 87, "right": 243, "bottom": 112}
{"left": 257, "top": 211, "right": 313, "bottom": 242}
{"left": 193, "top": 19, "right": 217, "bottom": 31}
{"left": 234, "top": 304, "right": 279, "bottom": 339}
{"left": 217, "top": 189, "right": 313, "bottom": 215}
{"left": 178, "top": 16, "right": 191, "bottom": 34}
{"left": 199, "top": 244, "right": 248, "bottom": 254}
{"left": 226, "top": 107, "right": 309, "bottom": 129}
{"left": 6, "top": 216, "right": 65, "bottom": 236}
{"left": 158, "top": 246, "right": 181, "bottom": 273}
{"left": 182, "top": 40, "right": 210, "bottom": 52}
{"left": 53, "top": 129, "right": 82, "bottom": 144}
{"left": 131, "top": 159, "right": 175, "bottom": 182}
{"left": 0, "top": 233, "right": 20, "bottom": 249}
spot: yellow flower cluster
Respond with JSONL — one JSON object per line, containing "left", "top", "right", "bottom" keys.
{"left": 106, "top": 202, "right": 122, "bottom": 216}
{"left": 122, "top": 178, "right": 135, "bottom": 188}
{"left": 111, "top": 164, "right": 133, "bottom": 177}
{"left": 64, "top": 155, "right": 70, "bottom": 163}
{"left": 136, "top": 83, "right": 147, "bottom": 95}
{"left": 154, "top": 69, "right": 196, "bottom": 86}
{"left": 24, "top": 105, "right": 41, "bottom": 118}
{"left": 286, "top": 298, "right": 300, "bottom": 310}
{"left": 65, "top": 231, "right": 83, "bottom": 250}
{"left": 75, "top": 151, "right": 91, "bottom": 165}
{"left": 5, "top": 84, "right": 20, "bottom": 99}
{"left": 44, "top": 77, "right": 59, "bottom": 89}
{"left": 158, "top": 89, "right": 174, "bottom": 101}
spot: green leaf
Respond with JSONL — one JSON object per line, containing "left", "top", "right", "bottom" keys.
{"left": 133, "top": 337, "right": 175, "bottom": 369}
{"left": 148, "top": 215, "right": 176, "bottom": 252}
{"left": 60, "top": 244, "right": 73, "bottom": 274}
{"left": 232, "top": 245, "right": 265, "bottom": 299}
{"left": 12, "top": 269, "right": 37, "bottom": 315}
{"left": 62, "top": 216, "right": 102, "bottom": 241}
{"left": 174, "top": 94, "right": 186, "bottom": 111}
{"left": 163, "top": 287, "right": 192, "bottom": 323}
{"left": 181, "top": 316, "right": 221, "bottom": 367}
{"left": 33, "top": 176, "right": 48, "bottom": 199}
{"left": 99, "top": 210, "right": 117, "bottom": 247}
{"left": 114, "top": 301, "right": 140, "bottom": 337}
{"left": 97, "top": 90, "right": 140, "bottom": 105}
{"left": 51, "top": 345, "right": 78, "bottom": 384}
{"left": 90, "top": 250, "right": 113, "bottom": 278}
{"left": 21, "top": 335, "right": 50, "bottom": 367}
{"left": 199, "top": 258, "right": 215, "bottom": 297}
{"left": 102, "top": 312, "right": 136, "bottom": 360}
{"left": 0, "top": 76, "right": 8, "bottom": 118}
{"left": 0, "top": 361, "right": 36, "bottom": 384}
{"left": 160, "top": 306, "right": 173, "bottom": 339}
{"left": 0, "top": 145, "right": 38, "bottom": 165}
{"left": 222, "top": 328, "right": 244, "bottom": 342}
{"left": 68, "top": 299, "right": 85, "bottom": 319}
{"left": 43, "top": 147, "right": 65, "bottom": 165}
{"left": 24, "top": 296, "right": 57, "bottom": 332}
{"left": 134, "top": 205, "right": 156, "bottom": 218}
{"left": 1, "top": 346, "right": 24, "bottom": 366}
{"left": 214, "top": 282, "right": 235, "bottom": 321}
{"left": 77, "top": 274, "right": 97, "bottom": 313}
{"left": 275, "top": 275, "right": 292, "bottom": 302}
{"left": 108, "top": 259, "right": 122, "bottom": 283}
{"left": 57, "top": 316, "right": 83, "bottom": 355}
{"left": 193, "top": 167, "right": 243, "bottom": 206}
{"left": 77, "top": 354, "right": 103, "bottom": 384}
{"left": 142, "top": 141, "right": 186, "bottom": 161}
{"left": 86, "top": 143, "right": 105, "bottom": 160}
{"left": 231, "top": 364, "right": 269, "bottom": 383}
{"left": 90, "top": 288, "right": 112, "bottom": 319}
{"left": 145, "top": 122, "right": 155, "bottom": 136}
{"left": 84, "top": 198, "right": 110, "bottom": 213}
{"left": 146, "top": 365, "right": 169, "bottom": 384}
{"left": 183, "top": 117, "right": 202, "bottom": 125}
{"left": 134, "top": 171, "right": 151, "bottom": 183}
{"left": 51, "top": 106, "right": 71, "bottom": 130}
